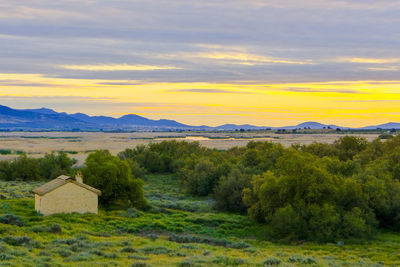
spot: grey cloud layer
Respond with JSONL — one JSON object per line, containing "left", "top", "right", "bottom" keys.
{"left": 0, "top": 0, "right": 399, "bottom": 83}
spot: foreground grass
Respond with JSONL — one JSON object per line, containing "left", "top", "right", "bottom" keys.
{"left": 0, "top": 175, "right": 399, "bottom": 266}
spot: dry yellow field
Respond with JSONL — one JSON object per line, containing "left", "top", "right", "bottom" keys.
{"left": 0, "top": 131, "right": 380, "bottom": 165}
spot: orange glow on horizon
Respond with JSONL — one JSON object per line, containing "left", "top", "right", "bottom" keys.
{"left": 1, "top": 73, "right": 400, "bottom": 127}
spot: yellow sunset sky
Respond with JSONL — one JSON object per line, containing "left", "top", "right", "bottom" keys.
{"left": 1, "top": 1, "right": 400, "bottom": 127}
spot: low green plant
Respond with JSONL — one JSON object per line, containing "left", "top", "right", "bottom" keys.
{"left": 0, "top": 214, "right": 26, "bottom": 226}
{"left": 263, "top": 256, "right": 282, "bottom": 266}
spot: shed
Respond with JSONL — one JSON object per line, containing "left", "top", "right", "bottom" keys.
{"left": 32, "top": 174, "right": 101, "bottom": 216}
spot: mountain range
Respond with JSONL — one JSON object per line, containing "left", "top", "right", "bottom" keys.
{"left": 1, "top": 104, "right": 400, "bottom": 131}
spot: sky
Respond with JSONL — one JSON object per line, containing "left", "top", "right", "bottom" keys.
{"left": 1, "top": 0, "right": 400, "bottom": 127}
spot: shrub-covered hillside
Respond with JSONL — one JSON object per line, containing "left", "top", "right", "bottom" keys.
{"left": 119, "top": 137, "right": 400, "bottom": 242}
{"left": 1, "top": 175, "right": 400, "bottom": 266}
{"left": 2, "top": 137, "right": 400, "bottom": 242}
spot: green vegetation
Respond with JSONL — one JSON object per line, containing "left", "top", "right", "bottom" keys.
{"left": 39, "top": 152, "right": 77, "bottom": 180}
{"left": 119, "top": 137, "right": 400, "bottom": 241}
{"left": 0, "top": 152, "right": 77, "bottom": 181}
{"left": 0, "top": 175, "right": 399, "bottom": 266}
{"left": 83, "top": 150, "right": 147, "bottom": 209}
{"left": 2, "top": 136, "right": 400, "bottom": 265}
{"left": 0, "top": 149, "right": 25, "bottom": 155}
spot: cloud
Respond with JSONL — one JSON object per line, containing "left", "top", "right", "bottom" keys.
{"left": 59, "top": 64, "right": 182, "bottom": 71}
{"left": 336, "top": 99, "right": 400, "bottom": 103}
{"left": 213, "top": 0, "right": 400, "bottom": 10}
{"left": 167, "top": 88, "right": 259, "bottom": 94}
{"left": 336, "top": 57, "right": 400, "bottom": 64}
{"left": 0, "top": 95, "right": 117, "bottom": 101}
{"left": 366, "top": 66, "right": 399, "bottom": 71}
{"left": 0, "top": 79, "right": 67, "bottom": 87}
{"left": 1, "top": 0, "right": 399, "bottom": 83}
{"left": 0, "top": 4, "right": 87, "bottom": 20}
{"left": 96, "top": 81, "right": 145, "bottom": 85}
{"left": 0, "top": 0, "right": 400, "bottom": 126}
{"left": 194, "top": 52, "right": 312, "bottom": 65}
{"left": 282, "top": 87, "right": 366, "bottom": 94}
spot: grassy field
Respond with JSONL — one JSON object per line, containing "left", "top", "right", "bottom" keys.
{"left": 1, "top": 175, "right": 399, "bottom": 266}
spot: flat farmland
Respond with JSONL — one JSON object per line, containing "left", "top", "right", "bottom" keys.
{"left": 0, "top": 131, "right": 380, "bottom": 165}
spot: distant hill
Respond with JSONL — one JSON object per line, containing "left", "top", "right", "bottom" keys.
{"left": 22, "top": 108, "right": 60, "bottom": 115}
{"left": 0, "top": 105, "right": 192, "bottom": 130}
{"left": 281, "top": 121, "right": 342, "bottom": 130}
{"left": 362, "top": 123, "right": 400, "bottom": 130}
{"left": 1, "top": 104, "right": 399, "bottom": 131}
{"left": 213, "top": 124, "right": 271, "bottom": 130}
{"left": 0, "top": 105, "right": 89, "bottom": 130}
{"left": 69, "top": 113, "right": 189, "bottom": 128}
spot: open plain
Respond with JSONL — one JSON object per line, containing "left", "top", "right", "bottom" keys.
{"left": 0, "top": 131, "right": 381, "bottom": 165}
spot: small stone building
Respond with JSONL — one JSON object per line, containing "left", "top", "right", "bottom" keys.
{"left": 32, "top": 174, "right": 101, "bottom": 216}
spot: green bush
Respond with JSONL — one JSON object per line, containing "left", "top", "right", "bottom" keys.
{"left": 181, "top": 159, "right": 220, "bottom": 196}
{"left": 39, "top": 152, "right": 77, "bottom": 180}
{"left": 288, "top": 255, "right": 316, "bottom": 264}
{"left": 140, "top": 246, "right": 171, "bottom": 255}
{"left": 0, "top": 214, "right": 26, "bottom": 227}
{"left": 0, "top": 152, "right": 76, "bottom": 181}
{"left": 213, "top": 168, "right": 250, "bottom": 213}
{"left": 0, "top": 149, "right": 11, "bottom": 155}
{"left": 48, "top": 224, "right": 62, "bottom": 234}
{"left": 0, "top": 253, "right": 13, "bottom": 260}
{"left": 2, "top": 236, "right": 39, "bottom": 248}
{"left": 9, "top": 155, "right": 40, "bottom": 181}
{"left": 83, "top": 150, "right": 147, "bottom": 209}
{"left": 263, "top": 256, "right": 281, "bottom": 266}
{"left": 243, "top": 149, "right": 377, "bottom": 241}
{"left": 168, "top": 234, "right": 249, "bottom": 249}
{"left": 212, "top": 256, "right": 246, "bottom": 266}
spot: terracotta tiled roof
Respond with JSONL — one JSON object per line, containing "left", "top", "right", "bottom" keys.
{"left": 32, "top": 175, "right": 101, "bottom": 196}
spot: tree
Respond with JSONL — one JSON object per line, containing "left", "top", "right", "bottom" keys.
{"left": 334, "top": 136, "right": 367, "bottom": 161}
{"left": 181, "top": 158, "right": 218, "bottom": 196}
{"left": 243, "top": 150, "right": 374, "bottom": 241}
{"left": 213, "top": 168, "right": 250, "bottom": 213}
{"left": 39, "top": 152, "right": 77, "bottom": 180}
{"left": 83, "top": 150, "right": 147, "bottom": 209}
{"left": 11, "top": 155, "right": 40, "bottom": 181}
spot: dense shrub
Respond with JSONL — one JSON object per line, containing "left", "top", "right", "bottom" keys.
{"left": 7, "top": 155, "right": 40, "bottom": 181}
{"left": 334, "top": 136, "right": 368, "bottom": 161}
{"left": 288, "top": 255, "right": 317, "bottom": 264}
{"left": 213, "top": 168, "right": 250, "bottom": 213}
{"left": 116, "top": 137, "right": 400, "bottom": 241}
{"left": 263, "top": 256, "right": 281, "bottom": 266}
{"left": 181, "top": 159, "right": 219, "bottom": 196}
{"left": 39, "top": 152, "right": 77, "bottom": 180}
{"left": 48, "top": 224, "right": 62, "bottom": 234}
{"left": 140, "top": 246, "right": 172, "bottom": 255}
{"left": 3, "top": 135, "right": 400, "bottom": 242}
{"left": 2, "top": 236, "right": 39, "bottom": 248}
{"left": 121, "top": 247, "right": 138, "bottom": 253}
{"left": 168, "top": 234, "right": 249, "bottom": 248}
{"left": 0, "top": 149, "right": 11, "bottom": 155}
{"left": 83, "top": 150, "right": 147, "bottom": 209}
{"left": 243, "top": 149, "right": 377, "bottom": 241}
{"left": 126, "top": 159, "right": 147, "bottom": 179}
{"left": 0, "top": 214, "right": 26, "bottom": 227}
{"left": 0, "top": 153, "right": 76, "bottom": 181}
{"left": 118, "top": 141, "right": 206, "bottom": 174}
{"left": 212, "top": 256, "right": 246, "bottom": 266}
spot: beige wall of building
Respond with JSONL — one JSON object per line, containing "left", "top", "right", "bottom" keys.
{"left": 35, "top": 182, "right": 98, "bottom": 216}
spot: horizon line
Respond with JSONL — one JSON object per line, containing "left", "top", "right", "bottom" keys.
{"left": 1, "top": 104, "right": 399, "bottom": 129}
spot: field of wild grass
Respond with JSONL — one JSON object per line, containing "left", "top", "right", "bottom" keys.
{"left": 1, "top": 175, "right": 400, "bottom": 266}
{"left": 0, "top": 131, "right": 380, "bottom": 165}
